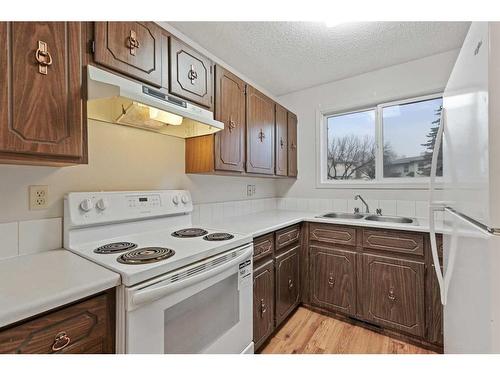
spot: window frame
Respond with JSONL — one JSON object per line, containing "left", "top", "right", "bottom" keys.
{"left": 316, "top": 93, "right": 444, "bottom": 190}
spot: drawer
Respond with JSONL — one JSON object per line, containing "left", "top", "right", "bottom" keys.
{"left": 0, "top": 293, "right": 114, "bottom": 354}
{"left": 309, "top": 223, "right": 356, "bottom": 247}
{"left": 253, "top": 233, "right": 274, "bottom": 261}
{"left": 275, "top": 225, "right": 301, "bottom": 251}
{"left": 362, "top": 228, "right": 424, "bottom": 256}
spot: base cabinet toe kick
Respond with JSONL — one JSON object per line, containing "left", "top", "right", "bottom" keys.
{"left": 252, "top": 222, "right": 443, "bottom": 353}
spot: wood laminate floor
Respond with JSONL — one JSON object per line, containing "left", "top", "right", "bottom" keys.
{"left": 260, "top": 307, "right": 437, "bottom": 354}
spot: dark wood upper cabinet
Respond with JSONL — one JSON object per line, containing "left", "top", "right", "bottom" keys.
{"left": 310, "top": 246, "right": 356, "bottom": 316}
{"left": 275, "top": 245, "right": 300, "bottom": 326}
{"left": 246, "top": 86, "right": 275, "bottom": 175}
{"left": 0, "top": 22, "right": 86, "bottom": 165}
{"left": 169, "top": 37, "right": 213, "bottom": 109}
{"left": 360, "top": 253, "right": 425, "bottom": 337}
{"left": 214, "top": 66, "right": 246, "bottom": 172}
{"left": 275, "top": 104, "right": 288, "bottom": 176}
{"left": 287, "top": 111, "right": 298, "bottom": 177}
{"left": 253, "top": 259, "right": 275, "bottom": 351}
{"left": 94, "top": 22, "right": 163, "bottom": 88}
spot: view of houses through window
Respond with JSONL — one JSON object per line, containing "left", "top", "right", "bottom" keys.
{"left": 325, "top": 95, "right": 443, "bottom": 182}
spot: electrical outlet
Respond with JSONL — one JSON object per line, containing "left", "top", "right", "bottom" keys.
{"left": 29, "top": 185, "right": 48, "bottom": 210}
{"left": 247, "top": 185, "right": 253, "bottom": 197}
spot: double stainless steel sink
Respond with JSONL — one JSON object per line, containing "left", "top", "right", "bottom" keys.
{"left": 318, "top": 212, "right": 415, "bottom": 224}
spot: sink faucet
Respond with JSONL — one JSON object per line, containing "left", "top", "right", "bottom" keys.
{"left": 354, "top": 194, "right": 370, "bottom": 214}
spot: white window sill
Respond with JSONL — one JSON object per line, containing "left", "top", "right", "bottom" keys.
{"left": 316, "top": 180, "right": 443, "bottom": 190}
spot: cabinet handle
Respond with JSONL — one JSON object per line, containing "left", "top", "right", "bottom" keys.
{"left": 228, "top": 116, "right": 236, "bottom": 132}
{"left": 258, "top": 129, "right": 266, "bottom": 142}
{"left": 188, "top": 64, "right": 198, "bottom": 84}
{"left": 34, "top": 40, "right": 53, "bottom": 75}
{"left": 127, "top": 30, "right": 140, "bottom": 56}
{"left": 290, "top": 141, "right": 296, "bottom": 150}
{"left": 51, "top": 331, "right": 71, "bottom": 352}
{"left": 328, "top": 274, "right": 335, "bottom": 287}
{"left": 388, "top": 287, "right": 397, "bottom": 301}
{"left": 280, "top": 137, "right": 285, "bottom": 149}
{"left": 260, "top": 299, "right": 267, "bottom": 316}
{"left": 288, "top": 278, "right": 294, "bottom": 290}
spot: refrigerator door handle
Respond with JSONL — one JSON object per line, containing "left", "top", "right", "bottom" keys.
{"left": 429, "top": 107, "right": 446, "bottom": 305}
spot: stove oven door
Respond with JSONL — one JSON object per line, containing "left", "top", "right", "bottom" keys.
{"left": 124, "top": 244, "right": 253, "bottom": 354}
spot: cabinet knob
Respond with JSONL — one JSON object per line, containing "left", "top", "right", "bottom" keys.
{"left": 52, "top": 331, "right": 71, "bottom": 352}
{"left": 328, "top": 274, "right": 335, "bottom": 287}
{"left": 388, "top": 287, "right": 397, "bottom": 301}
{"left": 260, "top": 299, "right": 267, "bottom": 316}
{"left": 288, "top": 278, "right": 294, "bottom": 290}
{"left": 290, "top": 141, "right": 296, "bottom": 150}
{"left": 228, "top": 116, "right": 237, "bottom": 132}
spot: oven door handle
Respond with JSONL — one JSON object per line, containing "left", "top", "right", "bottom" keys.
{"left": 130, "top": 245, "right": 253, "bottom": 309}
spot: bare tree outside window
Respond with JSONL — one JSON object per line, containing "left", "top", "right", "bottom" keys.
{"left": 326, "top": 110, "right": 375, "bottom": 180}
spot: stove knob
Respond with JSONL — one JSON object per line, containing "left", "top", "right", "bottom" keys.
{"left": 181, "top": 195, "right": 190, "bottom": 204}
{"left": 79, "top": 198, "right": 93, "bottom": 212}
{"left": 96, "top": 198, "right": 109, "bottom": 211}
{"left": 172, "top": 195, "right": 180, "bottom": 205}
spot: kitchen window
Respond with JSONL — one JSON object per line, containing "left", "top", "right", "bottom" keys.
{"left": 318, "top": 93, "right": 443, "bottom": 188}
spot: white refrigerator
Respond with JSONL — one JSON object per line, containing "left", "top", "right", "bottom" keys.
{"left": 429, "top": 22, "right": 500, "bottom": 353}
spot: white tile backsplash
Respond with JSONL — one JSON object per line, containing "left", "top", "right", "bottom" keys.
{"left": 378, "top": 200, "right": 397, "bottom": 216}
{"left": 18, "top": 217, "right": 62, "bottom": 256}
{"left": 415, "top": 201, "right": 429, "bottom": 219}
{"left": 396, "top": 200, "right": 416, "bottom": 218}
{"left": 333, "top": 199, "right": 348, "bottom": 213}
{"left": 0, "top": 222, "right": 19, "bottom": 260}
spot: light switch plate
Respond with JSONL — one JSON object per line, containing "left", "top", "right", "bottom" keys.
{"left": 29, "top": 185, "right": 48, "bottom": 210}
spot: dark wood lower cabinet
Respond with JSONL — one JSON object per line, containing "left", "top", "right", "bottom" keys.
{"left": 275, "top": 246, "right": 300, "bottom": 326}
{"left": 0, "top": 290, "right": 115, "bottom": 354}
{"left": 310, "top": 246, "right": 356, "bottom": 315}
{"left": 360, "top": 253, "right": 425, "bottom": 337}
{"left": 253, "top": 259, "right": 275, "bottom": 351}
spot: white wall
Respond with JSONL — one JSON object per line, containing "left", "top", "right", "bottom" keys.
{"left": 276, "top": 49, "right": 459, "bottom": 202}
{"left": 0, "top": 120, "right": 278, "bottom": 223}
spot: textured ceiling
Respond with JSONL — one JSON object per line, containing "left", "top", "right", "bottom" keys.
{"left": 169, "top": 22, "right": 470, "bottom": 96}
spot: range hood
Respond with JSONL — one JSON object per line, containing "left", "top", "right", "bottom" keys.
{"left": 86, "top": 65, "right": 224, "bottom": 138}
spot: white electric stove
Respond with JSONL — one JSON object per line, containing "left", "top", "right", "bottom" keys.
{"left": 63, "top": 190, "right": 254, "bottom": 354}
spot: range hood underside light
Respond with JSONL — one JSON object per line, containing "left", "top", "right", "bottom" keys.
{"left": 86, "top": 65, "right": 223, "bottom": 139}
{"left": 87, "top": 97, "right": 221, "bottom": 138}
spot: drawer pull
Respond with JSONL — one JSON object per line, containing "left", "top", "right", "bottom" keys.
{"left": 260, "top": 299, "right": 267, "bottom": 316}
{"left": 388, "top": 288, "right": 397, "bottom": 301}
{"left": 288, "top": 278, "right": 294, "bottom": 290}
{"left": 328, "top": 274, "right": 335, "bottom": 287}
{"left": 258, "top": 129, "right": 266, "bottom": 142}
{"left": 52, "top": 331, "right": 71, "bottom": 352}
{"left": 188, "top": 64, "right": 198, "bottom": 84}
{"left": 35, "top": 40, "right": 53, "bottom": 75}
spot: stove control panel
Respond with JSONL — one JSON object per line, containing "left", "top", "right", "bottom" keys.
{"left": 65, "top": 190, "right": 193, "bottom": 228}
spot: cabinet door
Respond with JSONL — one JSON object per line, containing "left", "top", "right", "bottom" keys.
{"left": 275, "top": 246, "right": 300, "bottom": 326}
{"left": 253, "top": 260, "right": 275, "bottom": 351}
{"left": 0, "top": 22, "right": 84, "bottom": 161}
{"left": 94, "top": 22, "right": 163, "bottom": 87}
{"left": 246, "top": 86, "right": 275, "bottom": 175}
{"left": 275, "top": 104, "right": 288, "bottom": 176}
{"left": 169, "top": 37, "right": 213, "bottom": 108}
{"left": 214, "top": 66, "right": 246, "bottom": 172}
{"left": 310, "top": 246, "right": 356, "bottom": 315}
{"left": 0, "top": 292, "right": 114, "bottom": 354}
{"left": 287, "top": 112, "right": 298, "bottom": 177}
{"left": 361, "top": 254, "right": 425, "bottom": 337}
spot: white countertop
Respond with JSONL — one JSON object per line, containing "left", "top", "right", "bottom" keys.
{"left": 0, "top": 249, "right": 120, "bottom": 328}
{"left": 207, "top": 209, "right": 442, "bottom": 238}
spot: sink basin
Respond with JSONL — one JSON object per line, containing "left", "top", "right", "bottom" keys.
{"left": 320, "top": 212, "right": 365, "bottom": 220}
{"left": 364, "top": 215, "right": 414, "bottom": 224}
